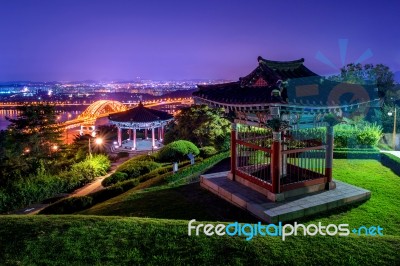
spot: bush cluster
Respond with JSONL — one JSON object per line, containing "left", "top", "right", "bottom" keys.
{"left": 199, "top": 146, "right": 217, "bottom": 158}
{"left": 157, "top": 140, "right": 200, "bottom": 162}
{"left": 293, "top": 123, "right": 382, "bottom": 148}
{"left": 0, "top": 155, "right": 111, "bottom": 213}
{"left": 39, "top": 152, "right": 229, "bottom": 214}
{"left": 334, "top": 123, "right": 382, "bottom": 148}
{"left": 102, "top": 156, "right": 160, "bottom": 187}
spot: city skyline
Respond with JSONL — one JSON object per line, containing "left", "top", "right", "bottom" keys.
{"left": 0, "top": 0, "right": 399, "bottom": 81}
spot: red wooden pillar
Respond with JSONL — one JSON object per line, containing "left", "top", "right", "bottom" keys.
{"left": 145, "top": 128, "right": 148, "bottom": 139}
{"left": 230, "top": 123, "right": 237, "bottom": 181}
{"left": 325, "top": 125, "right": 334, "bottom": 183}
{"left": 271, "top": 131, "right": 281, "bottom": 194}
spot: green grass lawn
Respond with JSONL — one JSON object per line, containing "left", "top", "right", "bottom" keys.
{"left": 80, "top": 159, "right": 400, "bottom": 237}
{"left": 0, "top": 215, "right": 398, "bottom": 265}
{"left": 0, "top": 158, "right": 400, "bottom": 265}
{"left": 79, "top": 183, "right": 258, "bottom": 223}
{"left": 300, "top": 159, "right": 400, "bottom": 236}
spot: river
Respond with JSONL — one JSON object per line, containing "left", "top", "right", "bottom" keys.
{"left": 0, "top": 106, "right": 87, "bottom": 131}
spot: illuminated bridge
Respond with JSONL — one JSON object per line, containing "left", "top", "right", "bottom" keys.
{"left": 62, "top": 98, "right": 193, "bottom": 136}
{"left": 63, "top": 100, "right": 128, "bottom": 130}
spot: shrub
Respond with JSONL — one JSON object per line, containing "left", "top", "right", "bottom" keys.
{"left": 157, "top": 140, "right": 200, "bottom": 162}
{"left": 137, "top": 166, "right": 172, "bottom": 183}
{"left": 334, "top": 123, "right": 382, "bottom": 148}
{"left": 102, "top": 172, "right": 128, "bottom": 187}
{"left": 39, "top": 152, "right": 230, "bottom": 215}
{"left": 116, "top": 155, "right": 156, "bottom": 172}
{"left": 70, "top": 154, "right": 111, "bottom": 183}
{"left": 115, "top": 179, "right": 140, "bottom": 191}
{"left": 0, "top": 155, "right": 111, "bottom": 213}
{"left": 39, "top": 196, "right": 93, "bottom": 214}
{"left": 91, "top": 186, "right": 124, "bottom": 203}
{"left": 118, "top": 161, "right": 161, "bottom": 178}
{"left": 165, "top": 151, "right": 230, "bottom": 184}
{"left": 199, "top": 146, "right": 217, "bottom": 158}
{"left": 103, "top": 161, "right": 161, "bottom": 187}
{"left": 289, "top": 123, "right": 382, "bottom": 148}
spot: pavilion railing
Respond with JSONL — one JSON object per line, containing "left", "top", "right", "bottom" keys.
{"left": 232, "top": 124, "right": 329, "bottom": 194}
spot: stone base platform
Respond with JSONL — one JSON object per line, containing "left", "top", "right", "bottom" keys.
{"left": 200, "top": 172, "right": 371, "bottom": 223}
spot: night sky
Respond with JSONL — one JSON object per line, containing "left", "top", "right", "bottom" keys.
{"left": 0, "top": 0, "right": 399, "bottom": 81}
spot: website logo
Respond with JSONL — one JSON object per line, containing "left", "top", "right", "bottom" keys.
{"left": 188, "top": 220, "right": 383, "bottom": 241}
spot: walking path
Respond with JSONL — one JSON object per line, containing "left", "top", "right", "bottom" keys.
{"left": 380, "top": 150, "right": 400, "bottom": 158}
{"left": 10, "top": 156, "right": 132, "bottom": 215}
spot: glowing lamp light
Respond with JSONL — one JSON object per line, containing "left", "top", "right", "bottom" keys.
{"left": 388, "top": 112, "right": 393, "bottom": 116}
{"left": 95, "top": 138, "right": 103, "bottom": 145}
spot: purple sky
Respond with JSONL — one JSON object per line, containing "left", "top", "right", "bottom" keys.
{"left": 0, "top": 0, "right": 399, "bottom": 81}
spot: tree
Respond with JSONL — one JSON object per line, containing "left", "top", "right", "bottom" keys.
{"left": 164, "top": 105, "right": 231, "bottom": 150}
{"left": 329, "top": 63, "right": 395, "bottom": 101}
{"left": 0, "top": 104, "right": 64, "bottom": 181}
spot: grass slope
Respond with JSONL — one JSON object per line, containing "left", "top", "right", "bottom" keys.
{"left": 0, "top": 215, "right": 399, "bottom": 266}
{"left": 81, "top": 159, "right": 400, "bottom": 237}
{"left": 1, "top": 159, "right": 400, "bottom": 265}
{"left": 80, "top": 183, "right": 258, "bottom": 223}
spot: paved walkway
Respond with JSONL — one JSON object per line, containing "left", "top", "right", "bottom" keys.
{"left": 10, "top": 156, "right": 132, "bottom": 215}
{"left": 380, "top": 150, "right": 400, "bottom": 158}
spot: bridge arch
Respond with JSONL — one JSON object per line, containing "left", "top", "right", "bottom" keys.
{"left": 78, "top": 100, "right": 128, "bottom": 120}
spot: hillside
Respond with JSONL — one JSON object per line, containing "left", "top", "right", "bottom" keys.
{"left": 0, "top": 215, "right": 399, "bottom": 265}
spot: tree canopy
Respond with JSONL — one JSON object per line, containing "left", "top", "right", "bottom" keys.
{"left": 0, "top": 104, "right": 64, "bottom": 183}
{"left": 329, "top": 63, "right": 395, "bottom": 100}
{"left": 164, "top": 105, "right": 231, "bottom": 150}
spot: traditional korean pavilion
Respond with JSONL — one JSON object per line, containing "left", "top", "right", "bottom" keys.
{"left": 109, "top": 102, "right": 173, "bottom": 150}
{"left": 194, "top": 56, "right": 379, "bottom": 202}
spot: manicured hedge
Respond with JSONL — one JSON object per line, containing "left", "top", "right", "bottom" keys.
{"left": 39, "top": 152, "right": 229, "bottom": 214}
{"left": 380, "top": 153, "right": 400, "bottom": 177}
{"left": 333, "top": 148, "right": 381, "bottom": 159}
{"left": 157, "top": 140, "right": 200, "bottom": 162}
{"left": 39, "top": 179, "right": 140, "bottom": 215}
{"left": 39, "top": 196, "right": 93, "bottom": 214}
{"left": 102, "top": 160, "right": 161, "bottom": 187}
{"left": 166, "top": 151, "right": 230, "bottom": 184}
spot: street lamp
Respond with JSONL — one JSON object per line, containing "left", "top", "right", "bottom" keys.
{"left": 388, "top": 108, "right": 397, "bottom": 150}
{"left": 89, "top": 137, "right": 103, "bottom": 157}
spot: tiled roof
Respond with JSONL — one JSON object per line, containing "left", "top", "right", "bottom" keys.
{"left": 109, "top": 102, "right": 173, "bottom": 123}
{"left": 195, "top": 82, "right": 280, "bottom": 104}
{"left": 193, "top": 57, "right": 378, "bottom": 106}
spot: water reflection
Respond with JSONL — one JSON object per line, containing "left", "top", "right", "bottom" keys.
{"left": 0, "top": 109, "right": 83, "bottom": 130}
